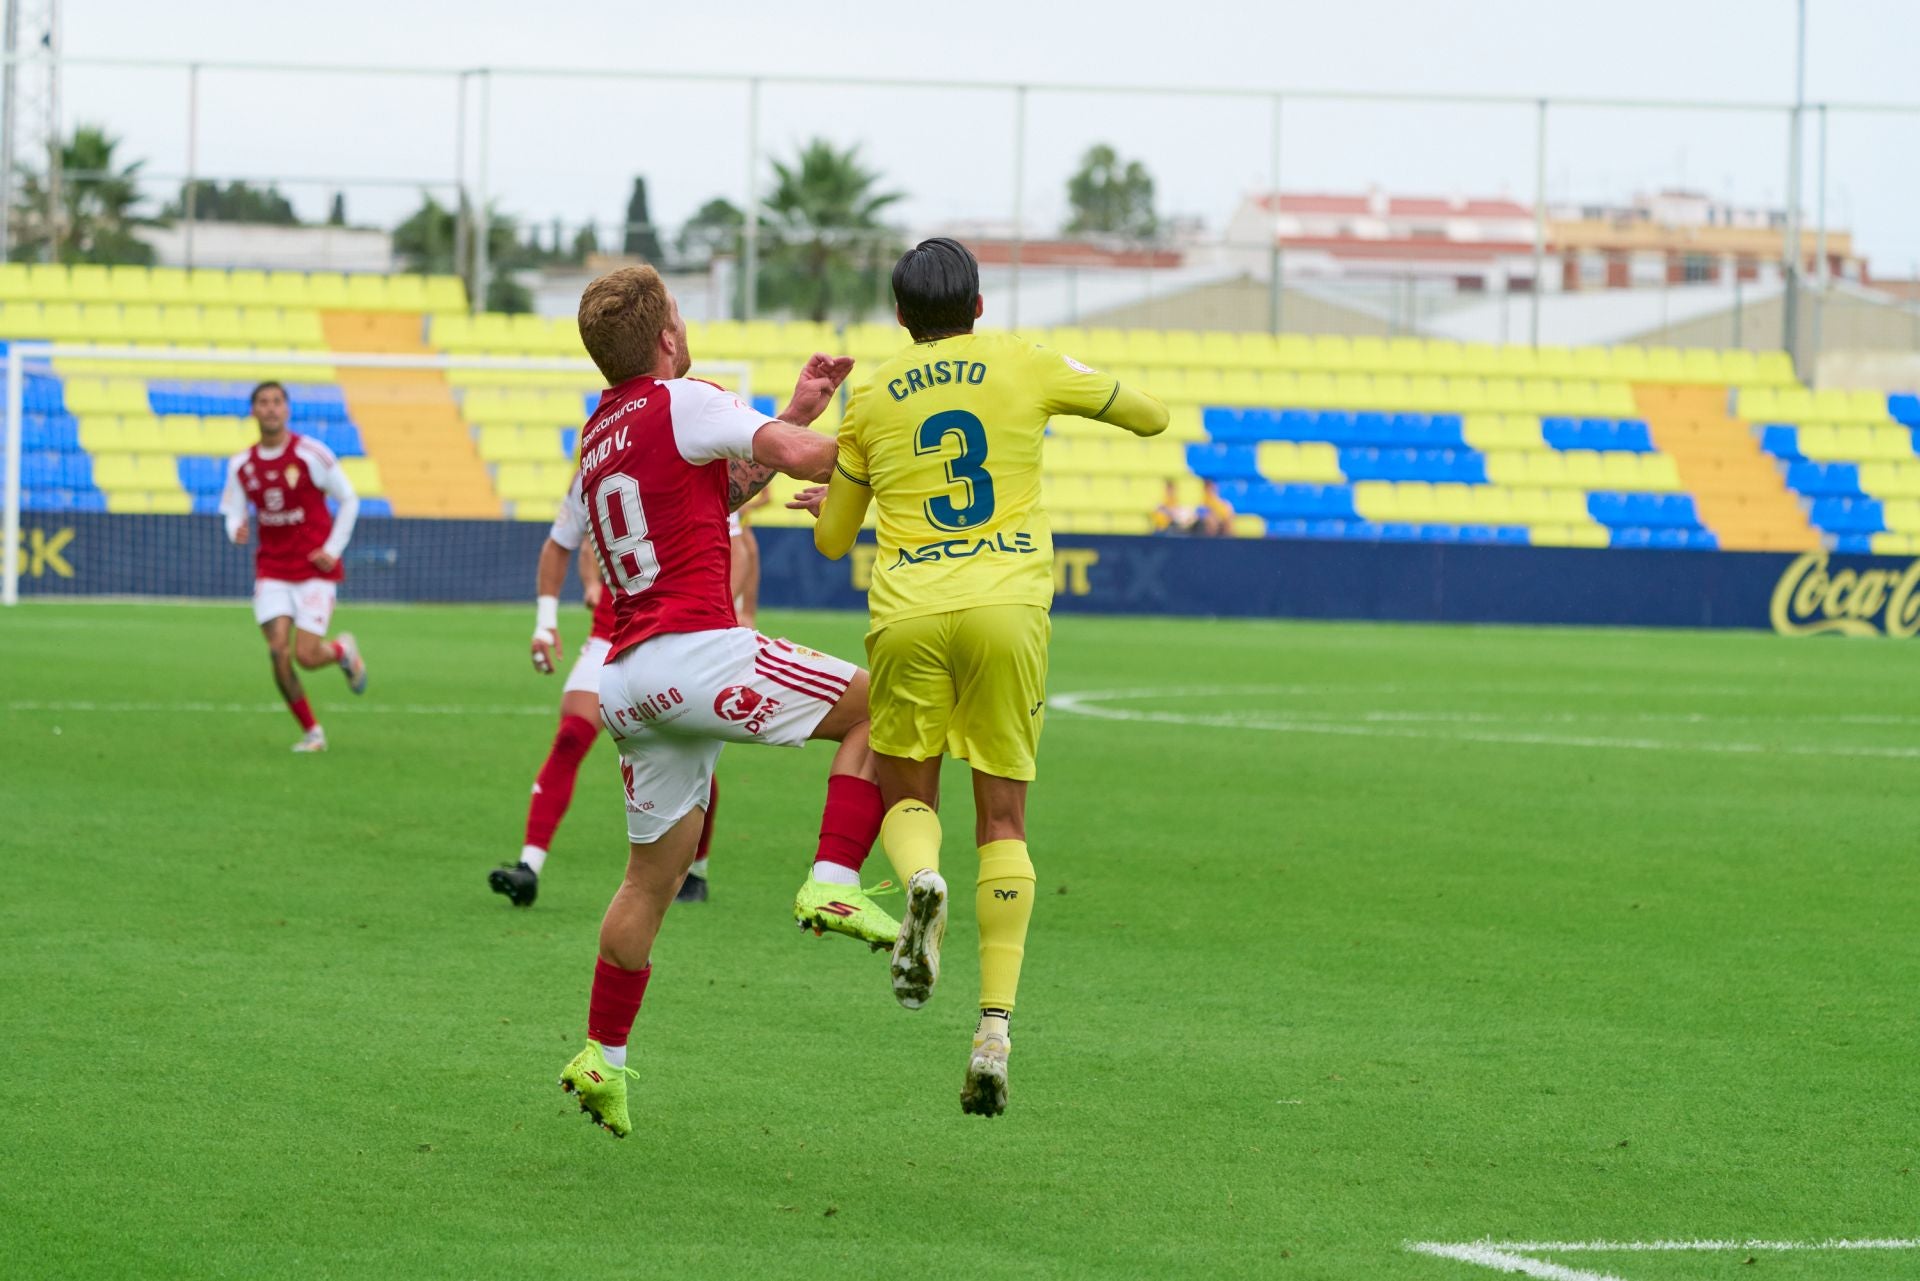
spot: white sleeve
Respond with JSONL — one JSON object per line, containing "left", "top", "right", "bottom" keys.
{"left": 668, "top": 378, "right": 771, "bottom": 465}
{"left": 219, "top": 454, "right": 249, "bottom": 542}
{"left": 548, "top": 470, "right": 588, "bottom": 550}
{"left": 303, "top": 440, "right": 360, "bottom": 559}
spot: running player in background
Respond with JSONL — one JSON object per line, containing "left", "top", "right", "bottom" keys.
{"left": 220, "top": 380, "right": 370, "bottom": 753}
{"left": 794, "top": 238, "right": 1168, "bottom": 1115}
{"left": 555, "top": 267, "right": 899, "bottom": 1139}
{"left": 490, "top": 480, "right": 719, "bottom": 907}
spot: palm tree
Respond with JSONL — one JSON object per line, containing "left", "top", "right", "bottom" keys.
{"left": 391, "top": 193, "right": 532, "bottom": 312}
{"left": 13, "top": 124, "right": 155, "bottom": 264}
{"left": 758, "top": 140, "right": 904, "bottom": 323}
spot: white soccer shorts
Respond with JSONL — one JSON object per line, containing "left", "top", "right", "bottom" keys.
{"left": 598, "top": 627, "right": 859, "bottom": 842}
{"left": 253, "top": 579, "right": 337, "bottom": 636}
{"left": 563, "top": 637, "right": 612, "bottom": 696}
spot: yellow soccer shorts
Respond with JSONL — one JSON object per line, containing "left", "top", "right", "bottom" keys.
{"left": 865, "top": 603, "right": 1051, "bottom": 781}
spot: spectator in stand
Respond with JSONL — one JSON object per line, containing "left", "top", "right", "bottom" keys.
{"left": 1150, "top": 480, "right": 1193, "bottom": 535}
{"left": 1194, "top": 479, "right": 1235, "bottom": 537}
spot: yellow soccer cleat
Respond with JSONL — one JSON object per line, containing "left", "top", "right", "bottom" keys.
{"left": 792, "top": 877, "right": 901, "bottom": 953}
{"left": 960, "top": 1024, "right": 1011, "bottom": 1117}
{"left": 558, "top": 1040, "right": 638, "bottom": 1138}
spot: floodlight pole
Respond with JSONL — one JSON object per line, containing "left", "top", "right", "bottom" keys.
{"left": 1009, "top": 84, "right": 1026, "bottom": 330}
{"left": 2, "top": 342, "right": 21, "bottom": 606}
{"left": 1781, "top": 0, "right": 1806, "bottom": 372}
{"left": 743, "top": 77, "right": 759, "bottom": 322}
{"left": 473, "top": 67, "right": 491, "bottom": 315}
{"left": 1812, "top": 101, "right": 1828, "bottom": 367}
{"left": 454, "top": 70, "right": 469, "bottom": 311}
{"left": 1268, "top": 93, "right": 1283, "bottom": 335}
{"left": 0, "top": 0, "right": 17, "bottom": 263}
{"left": 183, "top": 62, "right": 199, "bottom": 270}
{"left": 1531, "top": 97, "right": 1547, "bottom": 348}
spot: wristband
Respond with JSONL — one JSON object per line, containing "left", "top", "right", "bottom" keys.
{"left": 535, "top": 594, "right": 560, "bottom": 632}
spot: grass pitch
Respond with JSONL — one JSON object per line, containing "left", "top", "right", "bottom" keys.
{"left": 2, "top": 602, "right": 1916, "bottom": 1280}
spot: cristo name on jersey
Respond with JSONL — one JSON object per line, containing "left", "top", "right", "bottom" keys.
{"left": 576, "top": 375, "right": 771, "bottom": 657}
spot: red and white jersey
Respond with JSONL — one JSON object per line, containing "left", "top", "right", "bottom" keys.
{"left": 550, "top": 470, "right": 618, "bottom": 641}
{"left": 575, "top": 375, "right": 769, "bottom": 657}
{"left": 220, "top": 433, "right": 359, "bottom": 584}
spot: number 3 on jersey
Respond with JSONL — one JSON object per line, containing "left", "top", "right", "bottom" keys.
{"left": 917, "top": 410, "right": 996, "bottom": 531}
{"left": 593, "top": 472, "right": 661, "bottom": 593}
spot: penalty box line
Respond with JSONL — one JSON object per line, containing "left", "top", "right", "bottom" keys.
{"left": 1408, "top": 1238, "right": 1920, "bottom": 1280}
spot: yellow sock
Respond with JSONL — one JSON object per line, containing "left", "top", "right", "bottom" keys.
{"left": 976, "top": 839, "right": 1036, "bottom": 1012}
{"left": 879, "top": 798, "right": 942, "bottom": 885}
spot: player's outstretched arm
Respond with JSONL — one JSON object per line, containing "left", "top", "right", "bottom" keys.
{"left": 1097, "top": 385, "right": 1170, "bottom": 438}
{"left": 532, "top": 537, "right": 572, "bottom": 674}
{"left": 798, "top": 471, "right": 870, "bottom": 560}
{"left": 219, "top": 456, "right": 250, "bottom": 544}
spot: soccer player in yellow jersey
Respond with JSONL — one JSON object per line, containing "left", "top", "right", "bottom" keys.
{"left": 792, "top": 238, "right": 1168, "bottom": 1115}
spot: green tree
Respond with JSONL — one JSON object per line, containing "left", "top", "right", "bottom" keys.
{"left": 758, "top": 140, "right": 903, "bottom": 323}
{"left": 162, "top": 179, "right": 298, "bottom": 225}
{"left": 1064, "top": 143, "right": 1157, "bottom": 239}
{"left": 391, "top": 193, "right": 532, "bottom": 312}
{"left": 327, "top": 193, "right": 347, "bottom": 227}
{"left": 622, "top": 177, "right": 665, "bottom": 264}
{"left": 571, "top": 224, "right": 601, "bottom": 264}
{"left": 676, "top": 197, "right": 742, "bottom": 269}
{"left": 13, "top": 124, "right": 155, "bottom": 264}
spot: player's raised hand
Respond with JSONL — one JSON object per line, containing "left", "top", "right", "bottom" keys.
{"left": 531, "top": 627, "right": 563, "bottom": 674}
{"left": 308, "top": 549, "right": 339, "bottom": 573}
{"left": 782, "top": 354, "right": 855, "bottom": 426}
{"left": 786, "top": 485, "right": 829, "bottom": 519}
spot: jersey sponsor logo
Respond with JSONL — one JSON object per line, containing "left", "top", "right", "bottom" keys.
{"left": 1770, "top": 550, "right": 1920, "bottom": 637}
{"left": 892, "top": 531, "right": 1036, "bottom": 567}
{"left": 713, "top": 684, "right": 784, "bottom": 735}
{"left": 1061, "top": 354, "right": 1097, "bottom": 374}
{"left": 606, "top": 689, "right": 685, "bottom": 732}
{"left": 888, "top": 360, "right": 987, "bottom": 402}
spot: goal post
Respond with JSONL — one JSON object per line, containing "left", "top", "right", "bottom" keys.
{"left": 1, "top": 342, "right": 757, "bottom": 607}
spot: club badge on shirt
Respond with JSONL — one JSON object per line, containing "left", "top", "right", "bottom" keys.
{"left": 284, "top": 463, "right": 302, "bottom": 489}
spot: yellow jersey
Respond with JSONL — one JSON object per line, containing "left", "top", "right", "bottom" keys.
{"left": 835, "top": 330, "right": 1125, "bottom": 628}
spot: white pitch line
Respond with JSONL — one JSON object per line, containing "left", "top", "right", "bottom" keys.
{"left": 1485, "top": 1239, "right": 1920, "bottom": 1252}
{"left": 1407, "top": 1242, "right": 1625, "bottom": 1281}
{"left": 6, "top": 699, "right": 553, "bottom": 717}
{"left": 1051, "top": 690, "right": 1920, "bottom": 761}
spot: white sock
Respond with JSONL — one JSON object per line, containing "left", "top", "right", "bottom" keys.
{"left": 810, "top": 861, "right": 860, "bottom": 887}
{"left": 520, "top": 845, "right": 547, "bottom": 874}
{"left": 687, "top": 857, "right": 709, "bottom": 880}
{"left": 976, "top": 1010, "right": 1010, "bottom": 1042}
{"left": 600, "top": 1042, "right": 627, "bottom": 1068}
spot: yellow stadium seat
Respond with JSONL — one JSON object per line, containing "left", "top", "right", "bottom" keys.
{"left": 1560, "top": 451, "right": 1605, "bottom": 488}
{"left": 1635, "top": 454, "right": 1683, "bottom": 492}
{"left": 1879, "top": 501, "right": 1920, "bottom": 534}
{"left": 1871, "top": 532, "right": 1920, "bottom": 555}
{"left": 37, "top": 303, "right": 84, "bottom": 341}
{"left": 345, "top": 274, "right": 392, "bottom": 311}
{"left": 1681, "top": 348, "right": 1725, "bottom": 383}
{"left": 1371, "top": 375, "right": 1414, "bottom": 411}
{"left": 433, "top": 314, "right": 476, "bottom": 351}
{"left": 142, "top": 268, "right": 190, "bottom": 305}
{"left": 1491, "top": 346, "right": 1538, "bottom": 379}
{"left": 1256, "top": 441, "right": 1343, "bottom": 484}
{"left": 493, "top": 460, "right": 574, "bottom": 502}
{"left": 205, "top": 307, "right": 253, "bottom": 345}
{"left": 1385, "top": 337, "right": 1428, "bottom": 375}
{"left": 0, "top": 263, "right": 30, "bottom": 301}
{"left": 78, "top": 416, "right": 128, "bottom": 453}
{"left": 1645, "top": 347, "right": 1685, "bottom": 383}
{"left": 1423, "top": 342, "right": 1465, "bottom": 375}
{"left": 424, "top": 276, "right": 468, "bottom": 312}
{"left": 148, "top": 490, "right": 192, "bottom": 515}
{"left": 228, "top": 271, "right": 274, "bottom": 307}
{"left": 185, "top": 270, "right": 234, "bottom": 306}
{"left": 1519, "top": 378, "right": 1562, "bottom": 416}
{"left": 263, "top": 271, "right": 312, "bottom": 308}
{"left": 200, "top": 416, "right": 254, "bottom": 453}
{"left": 1455, "top": 344, "right": 1496, "bottom": 377}
{"left": 90, "top": 452, "right": 181, "bottom": 492}
{"left": 1858, "top": 462, "right": 1920, "bottom": 500}
{"left": 306, "top": 273, "right": 351, "bottom": 309}
{"left": 245, "top": 309, "right": 291, "bottom": 347}
{"left": 114, "top": 414, "right": 168, "bottom": 453}
{"left": 1753, "top": 351, "right": 1796, "bottom": 386}
{"left": 282, "top": 311, "right": 326, "bottom": 348}
{"left": 67, "top": 264, "right": 112, "bottom": 303}
{"left": 1531, "top": 521, "right": 1610, "bottom": 548}
{"left": 1309, "top": 334, "right": 1354, "bottom": 373}
{"left": 382, "top": 276, "right": 425, "bottom": 317}
{"left": 341, "top": 458, "right": 383, "bottom": 497}
{"left": 1534, "top": 347, "right": 1578, "bottom": 380}
{"left": 27, "top": 263, "right": 71, "bottom": 300}
{"left": 1609, "top": 347, "right": 1650, "bottom": 381}
{"left": 0, "top": 301, "right": 41, "bottom": 338}
{"left": 1229, "top": 514, "right": 1266, "bottom": 538}
{"left": 118, "top": 304, "right": 168, "bottom": 343}
{"left": 1352, "top": 481, "right": 1409, "bottom": 522}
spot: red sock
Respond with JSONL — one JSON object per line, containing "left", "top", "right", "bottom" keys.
{"left": 525, "top": 715, "right": 598, "bottom": 849}
{"left": 815, "top": 774, "right": 883, "bottom": 873}
{"left": 329, "top": 640, "right": 345, "bottom": 661}
{"left": 587, "top": 957, "right": 652, "bottom": 1048}
{"left": 693, "top": 776, "right": 719, "bottom": 866}
{"left": 289, "top": 696, "right": 317, "bottom": 732}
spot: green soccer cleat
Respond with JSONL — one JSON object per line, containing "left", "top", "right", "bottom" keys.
{"left": 558, "top": 1041, "right": 638, "bottom": 1138}
{"left": 792, "top": 877, "right": 901, "bottom": 952}
{"left": 961, "top": 1025, "right": 1011, "bottom": 1117}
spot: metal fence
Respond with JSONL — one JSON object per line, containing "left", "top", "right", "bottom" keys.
{"left": 4, "top": 52, "right": 1920, "bottom": 369}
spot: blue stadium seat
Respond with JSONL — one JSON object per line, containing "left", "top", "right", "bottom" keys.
{"left": 190, "top": 492, "right": 223, "bottom": 515}
{"left": 750, "top": 394, "right": 776, "bottom": 417}
{"left": 22, "top": 414, "right": 78, "bottom": 452}
{"left": 1186, "top": 443, "right": 1262, "bottom": 481}
{"left": 22, "top": 452, "right": 61, "bottom": 489}
{"left": 359, "top": 498, "right": 394, "bottom": 519}
{"left": 1588, "top": 491, "right": 1700, "bottom": 529}
{"left": 177, "top": 456, "right": 228, "bottom": 496}
{"left": 310, "top": 421, "right": 364, "bottom": 457}
{"left": 1377, "top": 523, "right": 1421, "bottom": 542}
{"left": 1275, "top": 409, "right": 1316, "bottom": 441}
{"left": 1313, "top": 411, "right": 1357, "bottom": 446}
{"left": 24, "top": 373, "right": 63, "bottom": 414}
{"left": 1785, "top": 461, "right": 1862, "bottom": 498}
{"left": 1830, "top": 533, "right": 1875, "bottom": 554}
{"left": 61, "top": 454, "right": 93, "bottom": 488}
{"left": 583, "top": 391, "right": 603, "bottom": 416}
{"left": 1758, "top": 425, "right": 1803, "bottom": 461}
{"left": 1264, "top": 518, "right": 1308, "bottom": 538}
{"left": 1417, "top": 524, "right": 1460, "bottom": 543}
{"left": 1218, "top": 481, "right": 1357, "bottom": 521}
{"left": 1808, "top": 497, "right": 1885, "bottom": 534}
{"left": 560, "top": 428, "right": 578, "bottom": 458}
{"left": 1888, "top": 393, "right": 1920, "bottom": 427}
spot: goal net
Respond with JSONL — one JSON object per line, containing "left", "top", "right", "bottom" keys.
{"left": 1, "top": 344, "right": 756, "bottom": 608}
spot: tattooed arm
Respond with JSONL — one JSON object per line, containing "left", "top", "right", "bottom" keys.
{"left": 726, "top": 457, "right": 782, "bottom": 512}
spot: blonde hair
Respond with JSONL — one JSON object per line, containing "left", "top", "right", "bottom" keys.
{"left": 577, "top": 265, "right": 672, "bottom": 385}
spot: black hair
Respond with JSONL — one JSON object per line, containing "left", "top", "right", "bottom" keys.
{"left": 891, "top": 237, "right": 979, "bottom": 341}
{"left": 250, "top": 380, "right": 288, "bottom": 407}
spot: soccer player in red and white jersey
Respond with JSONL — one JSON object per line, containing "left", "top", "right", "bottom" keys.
{"left": 219, "top": 381, "right": 370, "bottom": 752}
{"left": 555, "top": 267, "right": 901, "bottom": 1138}
{"left": 490, "top": 482, "right": 721, "bottom": 907}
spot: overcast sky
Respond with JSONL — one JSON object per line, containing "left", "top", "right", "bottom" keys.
{"left": 50, "top": 0, "right": 1920, "bottom": 271}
